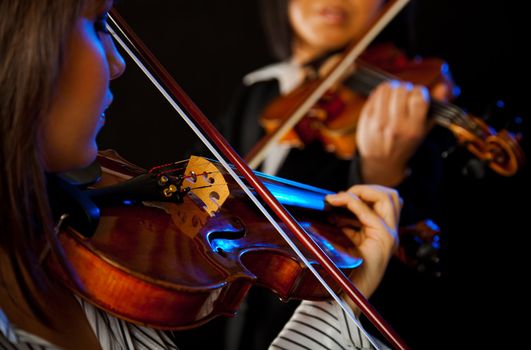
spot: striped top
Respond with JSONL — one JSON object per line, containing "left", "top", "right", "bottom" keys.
{"left": 1, "top": 299, "right": 384, "bottom": 349}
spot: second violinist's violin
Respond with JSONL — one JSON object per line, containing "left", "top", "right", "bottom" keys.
{"left": 246, "top": 46, "right": 525, "bottom": 176}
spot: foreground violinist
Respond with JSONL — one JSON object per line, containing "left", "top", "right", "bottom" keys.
{"left": 0, "top": 0, "right": 400, "bottom": 349}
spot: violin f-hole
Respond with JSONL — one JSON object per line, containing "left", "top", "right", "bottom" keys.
{"left": 208, "top": 217, "right": 246, "bottom": 256}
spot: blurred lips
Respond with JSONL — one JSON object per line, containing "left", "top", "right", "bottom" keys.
{"left": 317, "top": 6, "right": 348, "bottom": 24}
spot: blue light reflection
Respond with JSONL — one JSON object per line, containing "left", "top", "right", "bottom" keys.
{"left": 265, "top": 182, "right": 329, "bottom": 211}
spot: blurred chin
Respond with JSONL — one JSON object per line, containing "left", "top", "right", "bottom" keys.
{"left": 310, "top": 33, "right": 350, "bottom": 51}
{"left": 43, "top": 144, "right": 98, "bottom": 173}
{"left": 78, "top": 143, "right": 98, "bottom": 169}
{"left": 315, "top": 41, "right": 347, "bottom": 56}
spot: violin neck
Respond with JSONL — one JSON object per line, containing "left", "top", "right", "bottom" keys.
{"left": 428, "top": 100, "right": 480, "bottom": 134}
{"left": 353, "top": 62, "right": 483, "bottom": 137}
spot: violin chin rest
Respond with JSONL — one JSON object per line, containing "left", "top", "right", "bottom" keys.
{"left": 47, "top": 174, "right": 100, "bottom": 238}
{"left": 58, "top": 159, "right": 102, "bottom": 186}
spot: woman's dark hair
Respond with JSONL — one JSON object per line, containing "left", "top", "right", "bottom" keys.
{"left": 0, "top": 0, "right": 97, "bottom": 325}
{"left": 259, "top": 0, "right": 292, "bottom": 60}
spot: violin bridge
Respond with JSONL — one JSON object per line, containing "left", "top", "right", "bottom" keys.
{"left": 183, "top": 156, "right": 229, "bottom": 216}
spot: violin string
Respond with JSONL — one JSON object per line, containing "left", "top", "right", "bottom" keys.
{"left": 107, "top": 20, "right": 380, "bottom": 349}
{"left": 100, "top": 166, "right": 134, "bottom": 180}
{"left": 437, "top": 102, "right": 486, "bottom": 138}
{"left": 186, "top": 184, "right": 228, "bottom": 191}
{"left": 356, "top": 64, "right": 485, "bottom": 134}
{"left": 148, "top": 159, "right": 188, "bottom": 173}
{"left": 174, "top": 159, "right": 334, "bottom": 196}
{"left": 353, "top": 65, "right": 385, "bottom": 96}
{"left": 431, "top": 102, "right": 465, "bottom": 127}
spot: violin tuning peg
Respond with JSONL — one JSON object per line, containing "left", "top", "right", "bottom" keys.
{"left": 158, "top": 175, "right": 169, "bottom": 186}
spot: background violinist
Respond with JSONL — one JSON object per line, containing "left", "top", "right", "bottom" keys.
{"left": 220, "top": 1, "right": 452, "bottom": 348}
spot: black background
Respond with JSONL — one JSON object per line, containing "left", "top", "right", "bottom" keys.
{"left": 99, "top": 0, "right": 530, "bottom": 348}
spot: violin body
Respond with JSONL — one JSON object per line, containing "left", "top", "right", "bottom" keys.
{"left": 47, "top": 151, "right": 362, "bottom": 330}
{"left": 261, "top": 79, "right": 365, "bottom": 159}
{"left": 260, "top": 44, "right": 452, "bottom": 159}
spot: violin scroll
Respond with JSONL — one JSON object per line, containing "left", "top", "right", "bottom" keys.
{"left": 448, "top": 117, "right": 525, "bottom": 176}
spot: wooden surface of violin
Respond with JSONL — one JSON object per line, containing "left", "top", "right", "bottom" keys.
{"left": 47, "top": 150, "right": 440, "bottom": 330}
{"left": 47, "top": 151, "right": 364, "bottom": 330}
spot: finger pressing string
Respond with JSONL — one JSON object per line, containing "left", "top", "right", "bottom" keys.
{"left": 326, "top": 190, "right": 388, "bottom": 232}
{"left": 347, "top": 185, "right": 401, "bottom": 229}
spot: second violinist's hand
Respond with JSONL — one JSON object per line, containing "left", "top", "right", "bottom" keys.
{"left": 356, "top": 81, "right": 430, "bottom": 186}
{"left": 326, "top": 185, "right": 401, "bottom": 313}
